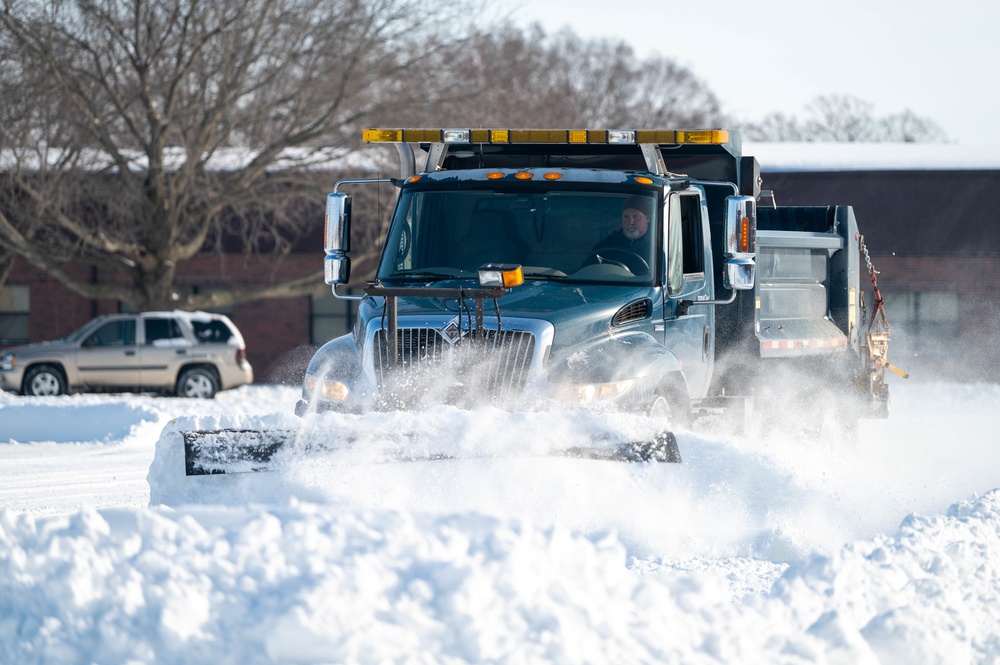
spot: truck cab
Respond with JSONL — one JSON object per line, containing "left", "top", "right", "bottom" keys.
{"left": 296, "top": 128, "right": 759, "bottom": 424}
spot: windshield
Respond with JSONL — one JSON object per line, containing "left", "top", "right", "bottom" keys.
{"left": 64, "top": 318, "right": 105, "bottom": 343}
{"left": 377, "top": 187, "right": 659, "bottom": 284}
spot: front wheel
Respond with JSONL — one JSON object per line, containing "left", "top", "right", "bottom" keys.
{"left": 176, "top": 367, "right": 219, "bottom": 399}
{"left": 643, "top": 391, "right": 685, "bottom": 463}
{"left": 23, "top": 364, "right": 67, "bottom": 396}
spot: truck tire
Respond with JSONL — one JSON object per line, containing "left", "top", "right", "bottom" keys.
{"left": 176, "top": 367, "right": 219, "bottom": 399}
{"left": 646, "top": 391, "right": 685, "bottom": 463}
{"left": 23, "top": 364, "right": 67, "bottom": 396}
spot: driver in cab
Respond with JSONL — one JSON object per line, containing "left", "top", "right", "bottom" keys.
{"left": 585, "top": 194, "right": 654, "bottom": 273}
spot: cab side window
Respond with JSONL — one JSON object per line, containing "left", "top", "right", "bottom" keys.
{"left": 666, "top": 194, "right": 683, "bottom": 295}
{"left": 83, "top": 320, "right": 136, "bottom": 347}
{"left": 679, "top": 194, "right": 704, "bottom": 275}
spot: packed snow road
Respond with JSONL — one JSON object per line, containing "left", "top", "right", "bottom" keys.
{"left": 2, "top": 378, "right": 1000, "bottom": 663}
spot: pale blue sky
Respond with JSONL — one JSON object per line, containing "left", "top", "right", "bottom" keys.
{"left": 511, "top": 0, "right": 1000, "bottom": 145}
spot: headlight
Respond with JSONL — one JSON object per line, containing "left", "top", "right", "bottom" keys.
{"left": 304, "top": 376, "right": 350, "bottom": 401}
{"left": 557, "top": 378, "right": 635, "bottom": 404}
{"left": 0, "top": 353, "right": 14, "bottom": 371}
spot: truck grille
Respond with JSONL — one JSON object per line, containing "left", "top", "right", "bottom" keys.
{"left": 373, "top": 327, "right": 535, "bottom": 406}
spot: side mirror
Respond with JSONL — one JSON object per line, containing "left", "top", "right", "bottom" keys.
{"left": 324, "top": 193, "right": 351, "bottom": 285}
{"left": 724, "top": 257, "right": 755, "bottom": 290}
{"left": 723, "top": 195, "right": 757, "bottom": 290}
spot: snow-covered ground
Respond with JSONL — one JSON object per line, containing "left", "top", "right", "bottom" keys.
{"left": 2, "top": 376, "right": 999, "bottom": 663}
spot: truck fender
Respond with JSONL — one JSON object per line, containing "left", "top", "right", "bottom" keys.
{"left": 305, "top": 334, "right": 363, "bottom": 383}
{"left": 549, "top": 331, "right": 684, "bottom": 383}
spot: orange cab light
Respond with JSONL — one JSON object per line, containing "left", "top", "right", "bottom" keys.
{"left": 514, "top": 172, "right": 533, "bottom": 180}
{"left": 634, "top": 176, "right": 654, "bottom": 185}
{"left": 543, "top": 172, "right": 563, "bottom": 180}
{"left": 486, "top": 172, "right": 505, "bottom": 180}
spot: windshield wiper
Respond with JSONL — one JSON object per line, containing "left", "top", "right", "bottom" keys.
{"left": 522, "top": 269, "right": 568, "bottom": 280}
{"left": 387, "top": 269, "right": 470, "bottom": 280}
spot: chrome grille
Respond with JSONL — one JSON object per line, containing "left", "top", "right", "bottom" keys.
{"left": 374, "top": 327, "right": 535, "bottom": 406}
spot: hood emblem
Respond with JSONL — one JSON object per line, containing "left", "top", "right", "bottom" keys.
{"left": 441, "top": 318, "right": 465, "bottom": 344}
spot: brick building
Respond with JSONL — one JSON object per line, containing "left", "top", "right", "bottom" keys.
{"left": 3, "top": 141, "right": 999, "bottom": 385}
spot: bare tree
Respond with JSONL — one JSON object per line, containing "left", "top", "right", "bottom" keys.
{"left": 383, "top": 23, "right": 724, "bottom": 129}
{"left": 880, "top": 109, "right": 946, "bottom": 143}
{"left": 745, "top": 94, "right": 947, "bottom": 143}
{"left": 0, "top": 250, "right": 13, "bottom": 293}
{"left": 742, "top": 113, "right": 807, "bottom": 142}
{"left": 0, "top": 0, "right": 480, "bottom": 311}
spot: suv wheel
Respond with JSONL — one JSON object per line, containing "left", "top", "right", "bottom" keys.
{"left": 24, "top": 364, "right": 67, "bottom": 396}
{"left": 176, "top": 367, "right": 219, "bottom": 399}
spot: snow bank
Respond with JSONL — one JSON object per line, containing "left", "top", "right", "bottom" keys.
{"left": 2, "top": 490, "right": 999, "bottom": 664}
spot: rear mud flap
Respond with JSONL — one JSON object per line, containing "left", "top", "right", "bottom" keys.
{"left": 182, "top": 428, "right": 682, "bottom": 476}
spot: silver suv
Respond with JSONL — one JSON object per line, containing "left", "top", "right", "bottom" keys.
{"left": 0, "top": 310, "right": 253, "bottom": 398}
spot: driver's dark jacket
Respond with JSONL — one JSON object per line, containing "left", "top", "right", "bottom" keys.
{"left": 591, "top": 230, "right": 652, "bottom": 256}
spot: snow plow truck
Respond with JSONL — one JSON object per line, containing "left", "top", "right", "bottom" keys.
{"left": 176, "top": 127, "right": 901, "bottom": 476}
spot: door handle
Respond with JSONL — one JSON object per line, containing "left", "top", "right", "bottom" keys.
{"left": 125, "top": 350, "right": 136, "bottom": 356}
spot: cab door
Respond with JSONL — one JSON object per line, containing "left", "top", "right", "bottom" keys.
{"left": 661, "top": 191, "right": 715, "bottom": 399}
{"left": 76, "top": 318, "right": 140, "bottom": 388}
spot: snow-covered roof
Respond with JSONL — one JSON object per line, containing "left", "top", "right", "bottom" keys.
{"left": 745, "top": 141, "right": 1000, "bottom": 172}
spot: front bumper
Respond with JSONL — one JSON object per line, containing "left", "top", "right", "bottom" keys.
{"left": 0, "top": 369, "right": 24, "bottom": 394}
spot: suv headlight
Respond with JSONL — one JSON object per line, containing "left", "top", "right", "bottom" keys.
{"left": 0, "top": 353, "right": 14, "bottom": 371}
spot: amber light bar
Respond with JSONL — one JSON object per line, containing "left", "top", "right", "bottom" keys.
{"left": 362, "top": 128, "right": 730, "bottom": 145}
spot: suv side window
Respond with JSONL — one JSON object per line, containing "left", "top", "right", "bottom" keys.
{"left": 192, "top": 319, "right": 233, "bottom": 343}
{"left": 83, "top": 320, "right": 136, "bottom": 347}
{"left": 145, "top": 317, "right": 185, "bottom": 345}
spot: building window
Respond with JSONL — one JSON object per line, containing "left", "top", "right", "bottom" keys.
{"left": 0, "top": 285, "right": 29, "bottom": 344}
{"left": 881, "top": 291, "right": 959, "bottom": 355}
{"left": 311, "top": 289, "right": 358, "bottom": 344}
